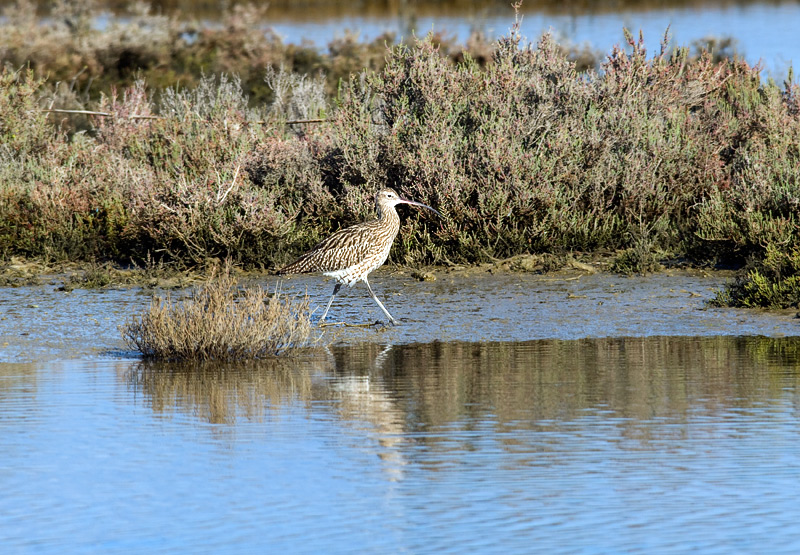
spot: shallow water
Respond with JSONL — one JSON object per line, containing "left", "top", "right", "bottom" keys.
{"left": 2, "top": 337, "right": 800, "bottom": 552}
{"left": 88, "top": 0, "right": 800, "bottom": 76}
{"left": 1, "top": 270, "right": 797, "bottom": 361}
{"left": 2, "top": 272, "right": 800, "bottom": 552}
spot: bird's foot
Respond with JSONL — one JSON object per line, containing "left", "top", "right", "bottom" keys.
{"left": 318, "top": 320, "right": 397, "bottom": 328}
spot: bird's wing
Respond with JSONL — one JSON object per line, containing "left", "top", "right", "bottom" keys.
{"left": 279, "top": 222, "right": 383, "bottom": 274}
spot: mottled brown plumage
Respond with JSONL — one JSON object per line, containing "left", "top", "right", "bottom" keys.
{"left": 279, "top": 188, "right": 440, "bottom": 325}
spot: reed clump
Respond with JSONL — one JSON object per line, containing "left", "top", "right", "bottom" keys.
{"left": 121, "top": 268, "right": 313, "bottom": 360}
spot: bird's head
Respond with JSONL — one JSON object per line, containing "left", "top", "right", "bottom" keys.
{"left": 376, "top": 188, "right": 441, "bottom": 218}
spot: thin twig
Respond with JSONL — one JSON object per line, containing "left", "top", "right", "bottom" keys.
{"left": 43, "top": 108, "right": 160, "bottom": 119}
{"left": 284, "top": 118, "right": 326, "bottom": 124}
{"left": 41, "top": 108, "right": 326, "bottom": 125}
{"left": 216, "top": 163, "right": 240, "bottom": 205}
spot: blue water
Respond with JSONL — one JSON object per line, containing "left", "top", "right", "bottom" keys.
{"left": 269, "top": 2, "right": 800, "bottom": 77}
{"left": 2, "top": 335, "right": 800, "bottom": 553}
{"left": 1, "top": 273, "right": 800, "bottom": 552}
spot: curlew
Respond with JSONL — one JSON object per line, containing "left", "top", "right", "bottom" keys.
{"left": 278, "top": 188, "right": 441, "bottom": 325}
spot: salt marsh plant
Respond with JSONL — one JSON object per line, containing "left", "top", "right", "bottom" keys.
{"left": 326, "top": 27, "right": 800, "bottom": 271}
{"left": 710, "top": 245, "right": 800, "bottom": 309}
{"left": 121, "top": 267, "right": 313, "bottom": 360}
{"left": 1, "top": 8, "right": 798, "bottom": 308}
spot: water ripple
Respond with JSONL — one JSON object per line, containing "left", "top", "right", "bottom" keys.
{"left": 3, "top": 333, "right": 800, "bottom": 551}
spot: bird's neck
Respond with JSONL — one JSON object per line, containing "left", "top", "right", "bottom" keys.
{"left": 376, "top": 205, "right": 400, "bottom": 226}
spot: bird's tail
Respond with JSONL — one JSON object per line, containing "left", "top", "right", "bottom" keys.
{"left": 277, "top": 253, "right": 317, "bottom": 275}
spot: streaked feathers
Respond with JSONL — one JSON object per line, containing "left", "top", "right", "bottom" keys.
{"left": 278, "top": 216, "right": 399, "bottom": 278}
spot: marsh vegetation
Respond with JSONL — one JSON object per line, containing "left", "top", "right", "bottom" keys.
{"left": 1, "top": 2, "right": 798, "bottom": 309}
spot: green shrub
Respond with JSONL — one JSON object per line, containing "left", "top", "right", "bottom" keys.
{"left": 711, "top": 245, "right": 800, "bottom": 309}
{"left": 325, "top": 28, "right": 800, "bottom": 268}
{"left": 0, "top": 67, "right": 128, "bottom": 261}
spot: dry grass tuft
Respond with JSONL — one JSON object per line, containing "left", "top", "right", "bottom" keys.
{"left": 121, "top": 267, "right": 312, "bottom": 360}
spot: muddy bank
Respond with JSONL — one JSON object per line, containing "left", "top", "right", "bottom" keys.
{"left": 297, "top": 267, "right": 799, "bottom": 344}
{"left": 0, "top": 252, "right": 711, "bottom": 289}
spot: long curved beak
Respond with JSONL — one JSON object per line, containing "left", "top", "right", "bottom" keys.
{"left": 399, "top": 197, "right": 442, "bottom": 218}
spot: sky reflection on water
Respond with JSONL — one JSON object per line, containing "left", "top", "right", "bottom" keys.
{"left": 2, "top": 336, "right": 800, "bottom": 552}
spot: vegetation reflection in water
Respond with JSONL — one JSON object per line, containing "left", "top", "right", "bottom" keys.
{"left": 4, "top": 335, "right": 799, "bottom": 551}
{"left": 124, "top": 336, "right": 800, "bottom": 444}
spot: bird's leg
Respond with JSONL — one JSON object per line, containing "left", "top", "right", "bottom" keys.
{"left": 364, "top": 278, "right": 397, "bottom": 325}
{"left": 320, "top": 283, "right": 342, "bottom": 324}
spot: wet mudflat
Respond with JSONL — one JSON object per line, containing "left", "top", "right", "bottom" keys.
{"left": 2, "top": 270, "right": 800, "bottom": 552}
{"left": 1, "top": 269, "right": 797, "bottom": 361}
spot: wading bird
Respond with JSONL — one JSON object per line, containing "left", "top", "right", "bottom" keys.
{"left": 279, "top": 188, "right": 441, "bottom": 325}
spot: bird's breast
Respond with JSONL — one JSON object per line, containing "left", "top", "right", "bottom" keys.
{"left": 322, "top": 221, "right": 398, "bottom": 285}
